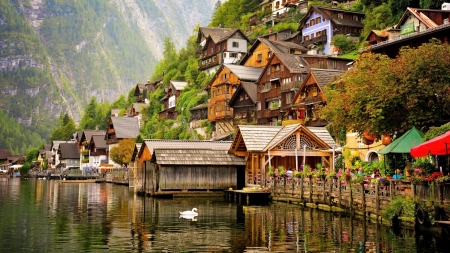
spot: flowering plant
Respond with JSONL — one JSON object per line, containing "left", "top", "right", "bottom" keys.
{"left": 428, "top": 172, "right": 443, "bottom": 182}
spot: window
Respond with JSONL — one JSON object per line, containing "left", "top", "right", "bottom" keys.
{"left": 222, "top": 73, "right": 229, "bottom": 80}
{"left": 286, "top": 93, "right": 292, "bottom": 104}
{"left": 353, "top": 15, "right": 359, "bottom": 21}
{"left": 332, "top": 60, "right": 337, "bottom": 69}
{"left": 271, "top": 64, "right": 281, "bottom": 72}
{"left": 310, "top": 33, "right": 315, "bottom": 39}
{"left": 316, "top": 17, "right": 321, "bottom": 24}
{"left": 257, "top": 54, "right": 262, "bottom": 62}
{"left": 304, "top": 35, "right": 309, "bottom": 41}
{"left": 310, "top": 19, "right": 315, "bottom": 26}
{"left": 267, "top": 67, "right": 271, "bottom": 75}
{"left": 338, "top": 13, "right": 343, "bottom": 19}
{"left": 316, "top": 31, "right": 321, "bottom": 37}
{"left": 257, "top": 102, "right": 261, "bottom": 110}
{"left": 232, "top": 41, "right": 239, "bottom": 48}
{"left": 230, "top": 53, "right": 237, "bottom": 57}
{"left": 305, "top": 23, "right": 310, "bottom": 28}
{"left": 283, "top": 77, "right": 291, "bottom": 83}
{"left": 263, "top": 82, "right": 271, "bottom": 91}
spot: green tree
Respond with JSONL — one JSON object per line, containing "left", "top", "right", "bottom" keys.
{"left": 322, "top": 40, "right": 450, "bottom": 138}
{"left": 50, "top": 113, "right": 77, "bottom": 141}
{"left": 80, "top": 97, "right": 101, "bottom": 130}
{"left": 109, "top": 139, "right": 135, "bottom": 166}
{"left": 362, "top": 3, "right": 394, "bottom": 37}
{"left": 331, "top": 34, "right": 358, "bottom": 55}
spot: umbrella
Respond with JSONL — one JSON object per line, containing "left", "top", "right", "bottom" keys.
{"left": 410, "top": 130, "right": 450, "bottom": 158}
{"left": 378, "top": 127, "right": 424, "bottom": 154}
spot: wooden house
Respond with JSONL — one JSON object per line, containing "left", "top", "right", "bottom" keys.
{"left": 229, "top": 124, "right": 338, "bottom": 186}
{"left": 159, "top": 80, "right": 188, "bottom": 120}
{"left": 105, "top": 117, "right": 140, "bottom": 146}
{"left": 88, "top": 134, "right": 108, "bottom": 170}
{"left": 298, "top": 6, "right": 364, "bottom": 55}
{"left": 129, "top": 143, "right": 142, "bottom": 190}
{"left": 259, "top": 0, "right": 307, "bottom": 18}
{"left": 196, "top": 27, "right": 249, "bottom": 74}
{"left": 78, "top": 130, "right": 105, "bottom": 170}
{"left": 189, "top": 103, "right": 208, "bottom": 128}
{"left": 0, "top": 149, "right": 12, "bottom": 164}
{"left": 301, "top": 54, "right": 354, "bottom": 70}
{"left": 51, "top": 140, "right": 75, "bottom": 169}
{"left": 228, "top": 82, "right": 258, "bottom": 126}
{"left": 133, "top": 83, "right": 147, "bottom": 103}
{"left": 134, "top": 140, "right": 243, "bottom": 194}
{"left": 289, "top": 68, "right": 343, "bottom": 127}
{"left": 240, "top": 37, "right": 307, "bottom": 68}
{"left": 59, "top": 143, "right": 80, "bottom": 170}
{"left": 256, "top": 52, "right": 308, "bottom": 126}
{"left": 367, "top": 7, "right": 450, "bottom": 58}
{"left": 206, "top": 64, "right": 263, "bottom": 137}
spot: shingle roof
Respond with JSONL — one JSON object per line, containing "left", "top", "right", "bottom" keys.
{"left": 241, "top": 82, "right": 258, "bottom": 103}
{"left": 60, "top": 143, "right": 79, "bottom": 159}
{"left": 132, "top": 103, "right": 149, "bottom": 113}
{"left": 189, "top": 103, "right": 209, "bottom": 111}
{"left": 111, "top": 117, "right": 140, "bottom": 139}
{"left": 198, "top": 27, "right": 246, "bottom": 44}
{"left": 171, "top": 80, "right": 188, "bottom": 91}
{"left": 143, "top": 140, "right": 232, "bottom": 154}
{"left": 310, "top": 68, "right": 343, "bottom": 90}
{"left": 154, "top": 149, "right": 245, "bottom": 166}
{"left": 52, "top": 140, "right": 75, "bottom": 151}
{"left": 224, "top": 64, "right": 264, "bottom": 81}
{"left": 236, "top": 124, "right": 337, "bottom": 152}
{"left": 83, "top": 130, "right": 105, "bottom": 144}
{"left": 276, "top": 53, "right": 308, "bottom": 73}
{"left": 134, "top": 83, "right": 145, "bottom": 95}
{"left": 0, "top": 149, "right": 12, "bottom": 159}
{"left": 92, "top": 135, "right": 107, "bottom": 149}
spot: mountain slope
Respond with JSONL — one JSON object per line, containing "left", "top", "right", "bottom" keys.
{"left": 0, "top": 0, "right": 215, "bottom": 137}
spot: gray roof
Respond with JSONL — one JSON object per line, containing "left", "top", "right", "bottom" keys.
{"left": 236, "top": 124, "right": 337, "bottom": 152}
{"left": 110, "top": 117, "right": 140, "bottom": 139}
{"left": 241, "top": 82, "right": 258, "bottom": 103}
{"left": 91, "top": 135, "right": 107, "bottom": 149}
{"left": 189, "top": 103, "right": 209, "bottom": 111}
{"left": 0, "top": 149, "right": 12, "bottom": 159}
{"left": 60, "top": 143, "right": 79, "bottom": 159}
{"left": 310, "top": 68, "right": 344, "bottom": 90}
{"left": 154, "top": 149, "right": 245, "bottom": 166}
{"left": 276, "top": 53, "right": 308, "bottom": 73}
{"left": 198, "top": 27, "right": 247, "bottom": 44}
{"left": 132, "top": 103, "right": 149, "bottom": 113}
{"left": 83, "top": 130, "right": 105, "bottom": 144}
{"left": 171, "top": 80, "right": 188, "bottom": 91}
{"left": 224, "top": 64, "right": 263, "bottom": 81}
{"left": 52, "top": 140, "right": 75, "bottom": 151}
{"left": 142, "top": 139, "right": 232, "bottom": 154}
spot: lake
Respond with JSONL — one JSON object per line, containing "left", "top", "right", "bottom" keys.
{"left": 0, "top": 177, "right": 447, "bottom": 252}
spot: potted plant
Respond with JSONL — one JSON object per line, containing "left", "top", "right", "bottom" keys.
{"left": 267, "top": 165, "right": 275, "bottom": 177}
{"left": 278, "top": 165, "right": 286, "bottom": 177}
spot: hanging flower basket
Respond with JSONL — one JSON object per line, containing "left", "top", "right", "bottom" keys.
{"left": 363, "top": 131, "right": 376, "bottom": 141}
{"left": 362, "top": 136, "right": 374, "bottom": 145}
{"left": 381, "top": 134, "right": 392, "bottom": 145}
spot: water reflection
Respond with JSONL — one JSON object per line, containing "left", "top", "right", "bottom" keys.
{"left": 0, "top": 178, "right": 448, "bottom": 252}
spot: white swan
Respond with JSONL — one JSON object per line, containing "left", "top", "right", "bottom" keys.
{"left": 179, "top": 208, "right": 198, "bottom": 216}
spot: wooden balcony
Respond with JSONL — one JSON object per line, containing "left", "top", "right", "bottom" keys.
{"left": 198, "top": 53, "right": 221, "bottom": 70}
{"left": 306, "top": 118, "right": 328, "bottom": 127}
{"left": 257, "top": 109, "right": 280, "bottom": 119}
{"left": 281, "top": 81, "right": 302, "bottom": 92}
{"left": 106, "top": 138, "right": 118, "bottom": 145}
{"left": 302, "top": 35, "right": 327, "bottom": 47}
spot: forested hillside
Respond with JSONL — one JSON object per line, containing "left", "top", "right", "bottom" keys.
{"left": 0, "top": 0, "right": 215, "bottom": 154}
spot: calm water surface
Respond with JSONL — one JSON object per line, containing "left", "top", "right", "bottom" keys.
{"left": 0, "top": 178, "right": 447, "bottom": 252}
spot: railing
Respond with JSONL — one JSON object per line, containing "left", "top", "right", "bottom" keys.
{"left": 301, "top": 35, "right": 327, "bottom": 47}
{"left": 282, "top": 119, "right": 304, "bottom": 126}
{"left": 280, "top": 81, "right": 302, "bottom": 91}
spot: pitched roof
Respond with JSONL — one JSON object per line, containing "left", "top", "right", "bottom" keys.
{"left": 240, "top": 38, "right": 307, "bottom": 65}
{"left": 235, "top": 124, "right": 337, "bottom": 152}
{"left": 134, "top": 83, "right": 146, "bottom": 95}
{"left": 141, "top": 139, "right": 232, "bottom": 155}
{"left": 171, "top": 80, "right": 188, "bottom": 91}
{"left": 396, "top": 7, "right": 440, "bottom": 29}
{"left": 299, "top": 6, "right": 364, "bottom": 30}
{"left": 228, "top": 82, "right": 258, "bottom": 106}
{"left": 154, "top": 149, "right": 245, "bottom": 166}
{"left": 269, "top": 40, "right": 308, "bottom": 53}
{"left": 131, "top": 143, "right": 142, "bottom": 162}
{"left": 189, "top": 103, "right": 209, "bottom": 111}
{"left": 60, "top": 143, "right": 79, "bottom": 159}
{"left": 83, "top": 130, "right": 105, "bottom": 144}
{"left": 224, "top": 64, "right": 264, "bottom": 81}
{"left": 52, "top": 140, "right": 76, "bottom": 151}
{"left": 91, "top": 135, "right": 107, "bottom": 149}
{"left": 276, "top": 53, "right": 308, "bottom": 73}
{"left": 0, "top": 149, "right": 12, "bottom": 159}
{"left": 310, "top": 68, "right": 344, "bottom": 90}
{"left": 132, "top": 103, "right": 149, "bottom": 113}
{"left": 198, "top": 27, "right": 248, "bottom": 44}
{"left": 110, "top": 117, "right": 140, "bottom": 139}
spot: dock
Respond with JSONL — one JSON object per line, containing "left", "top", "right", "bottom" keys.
{"left": 224, "top": 190, "right": 271, "bottom": 205}
{"left": 59, "top": 179, "right": 97, "bottom": 184}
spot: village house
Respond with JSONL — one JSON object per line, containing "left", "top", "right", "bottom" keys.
{"left": 240, "top": 37, "right": 308, "bottom": 68}
{"left": 88, "top": 134, "right": 108, "bottom": 171}
{"left": 77, "top": 130, "right": 105, "bottom": 172}
{"left": 228, "top": 82, "right": 258, "bottom": 126}
{"left": 366, "top": 6, "right": 450, "bottom": 58}
{"left": 256, "top": 52, "right": 308, "bottom": 125}
{"left": 158, "top": 80, "right": 188, "bottom": 120}
{"left": 298, "top": 5, "right": 364, "bottom": 55}
{"left": 133, "top": 83, "right": 148, "bottom": 103}
{"left": 133, "top": 140, "right": 244, "bottom": 194}
{"left": 289, "top": 68, "right": 343, "bottom": 127}
{"left": 58, "top": 142, "right": 80, "bottom": 170}
{"left": 196, "top": 27, "right": 249, "bottom": 74}
{"left": 0, "top": 149, "right": 12, "bottom": 164}
{"left": 105, "top": 117, "right": 140, "bottom": 165}
{"left": 259, "top": 0, "right": 308, "bottom": 19}
{"left": 206, "top": 64, "right": 263, "bottom": 138}
{"left": 50, "top": 140, "right": 75, "bottom": 169}
{"left": 36, "top": 144, "right": 51, "bottom": 170}
{"left": 228, "top": 124, "right": 338, "bottom": 186}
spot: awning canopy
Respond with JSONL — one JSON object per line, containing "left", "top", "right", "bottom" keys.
{"left": 410, "top": 130, "right": 450, "bottom": 157}
{"left": 378, "top": 127, "right": 424, "bottom": 154}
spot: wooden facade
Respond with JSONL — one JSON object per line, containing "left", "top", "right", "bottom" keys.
{"left": 228, "top": 82, "right": 258, "bottom": 126}
{"left": 241, "top": 40, "right": 273, "bottom": 68}
{"left": 229, "top": 124, "right": 338, "bottom": 187}
{"left": 159, "top": 81, "right": 187, "bottom": 120}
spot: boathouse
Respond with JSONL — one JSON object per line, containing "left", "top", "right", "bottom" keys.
{"left": 228, "top": 124, "right": 339, "bottom": 186}
{"left": 135, "top": 140, "right": 245, "bottom": 195}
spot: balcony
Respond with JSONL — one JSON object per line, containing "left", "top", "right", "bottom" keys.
{"left": 198, "top": 53, "right": 221, "bottom": 70}
{"left": 301, "top": 35, "right": 327, "bottom": 47}
{"left": 306, "top": 118, "right": 328, "bottom": 127}
{"left": 281, "top": 81, "right": 302, "bottom": 92}
{"left": 282, "top": 119, "right": 304, "bottom": 126}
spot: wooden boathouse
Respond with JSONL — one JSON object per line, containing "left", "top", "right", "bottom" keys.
{"left": 134, "top": 140, "right": 245, "bottom": 196}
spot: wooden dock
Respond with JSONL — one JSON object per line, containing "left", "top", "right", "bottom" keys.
{"left": 224, "top": 190, "right": 271, "bottom": 205}
{"left": 59, "top": 179, "right": 97, "bottom": 184}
